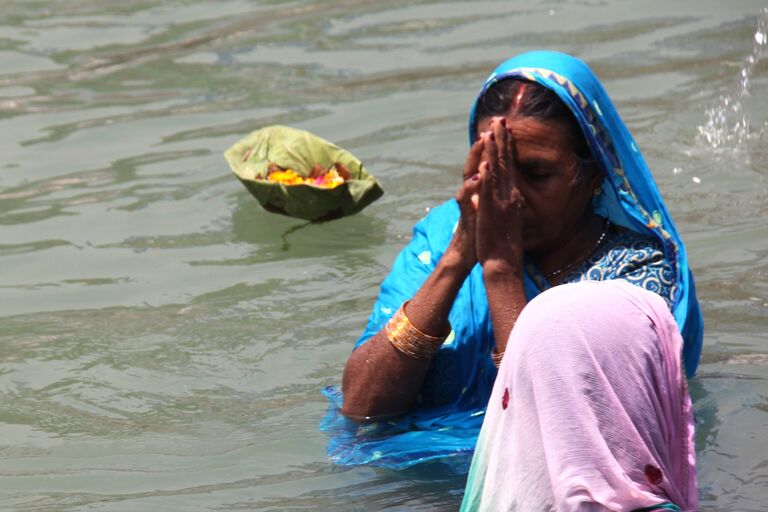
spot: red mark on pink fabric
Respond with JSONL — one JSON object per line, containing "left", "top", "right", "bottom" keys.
{"left": 644, "top": 464, "right": 663, "bottom": 485}
{"left": 502, "top": 387, "right": 510, "bottom": 410}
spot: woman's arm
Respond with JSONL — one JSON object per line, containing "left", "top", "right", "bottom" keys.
{"left": 341, "top": 142, "right": 484, "bottom": 422}
{"left": 340, "top": 249, "right": 473, "bottom": 422}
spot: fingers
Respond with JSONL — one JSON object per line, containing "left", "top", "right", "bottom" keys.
{"left": 471, "top": 116, "right": 519, "bottom": 212}
{"left": 466, "top": 175, "right": 481, "bottom": 212}
{"left": 480, "top": 129, "right": 498, "bottom": 202}
{"left": 481, "top": 129, "right": 496, "bottom": 172}
{"left": 475, "top": 160, "right": 493, "bottom": 258}
{"left": 495, "top": 117, "right": 514, "bottom": 175}
{"left": 478, "top": 160, "right": 493, "bottom": 212}
{"left": 492, "top": 119, "right": 510, "bottom": 200}
{"left": 483, "top": 118, "right": 514, "bottom": 204}
{"left": 463, "top": 138, "right": 485, "bottom": 180}
{"left": 493, "top": 117, "right": 518, "bottom": 200}
{"left": 493, "top": 117, "right": 509, "bottom": 169}
{"left": 457, "top": 172, "right": 481, "bottom": 211}
{"left": 504, "top": 121, "right": 518, "bottom": 186}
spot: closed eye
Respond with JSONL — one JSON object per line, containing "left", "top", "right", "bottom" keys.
{"left": 526, "top": 171, "right": 551, "bottom": 181}
{"left": 518, "top": 165, "right": 553, "bottom": 182}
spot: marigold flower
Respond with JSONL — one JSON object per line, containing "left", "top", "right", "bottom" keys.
{"left": 267, "top": 169, "right": 305, "bottom": 185}
{"left": 265, "top": 165, "right": 346, "bottom": 188}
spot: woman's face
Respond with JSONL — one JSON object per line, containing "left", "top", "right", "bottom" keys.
{"left": 475, "top": 115, "right": 601, "bottom": 255}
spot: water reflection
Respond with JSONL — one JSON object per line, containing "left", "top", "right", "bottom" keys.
{"left": 230, "top": 194, "right": 388, "bottom": 259}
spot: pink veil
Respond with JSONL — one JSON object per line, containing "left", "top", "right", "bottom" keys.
{"left": 461, "top": 280, "right": 698, "bottom": 511}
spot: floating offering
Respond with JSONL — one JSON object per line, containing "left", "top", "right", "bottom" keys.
{"left": 225, "top": 125, "right": 383, "bottom": 221}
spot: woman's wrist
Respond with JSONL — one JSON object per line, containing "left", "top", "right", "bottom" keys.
{"left": 482, "top": 255, "right": 526, "bottom": 359}
{"left": 481, "top": 255, "right": 523, "bottom": 278}
{"left": 386, "top": 301, "right": 449, "bottom": 359}
{"left": 440, "top": 246, "right": 476, "bottom": 276}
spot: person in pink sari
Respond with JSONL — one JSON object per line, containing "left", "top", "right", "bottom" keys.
{"left": 461, "top": 280, "right": 697, "bottom": 511}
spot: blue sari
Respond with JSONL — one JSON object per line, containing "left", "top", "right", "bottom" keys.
{"left": 321, "top": 51, "right": 703, "bottom": 470}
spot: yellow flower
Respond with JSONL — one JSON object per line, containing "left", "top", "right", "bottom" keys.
{"left": 267, "top": 169, "right": 305, "bottom": 185}
{"left": 265, "top": 166, "right": 347, "bottom": 188}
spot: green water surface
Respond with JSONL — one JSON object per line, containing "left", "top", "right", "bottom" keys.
{"left": 1, "top": 1, "right": 767, "bottom": 510}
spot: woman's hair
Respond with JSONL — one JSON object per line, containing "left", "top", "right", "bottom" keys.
{"left": 474, "top": 78, "right": 593, "bottom": 162}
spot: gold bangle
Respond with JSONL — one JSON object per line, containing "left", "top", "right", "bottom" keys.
{"left": 492, "top": 348, "right": 504, "bottom": 368}
{"left": 385, "top": 301, "right": 448, "bottom": 359}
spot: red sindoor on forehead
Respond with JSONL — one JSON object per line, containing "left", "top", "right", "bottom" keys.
{"left": 509, "top": 82, "right": 532, "bottom": 116}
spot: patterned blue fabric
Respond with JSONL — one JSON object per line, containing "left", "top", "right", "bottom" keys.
{"left": 531, "top": 226, "right": 677, "bottom": 309}
{"left": 321, "top": 51, "right": 703, "bottom": 470}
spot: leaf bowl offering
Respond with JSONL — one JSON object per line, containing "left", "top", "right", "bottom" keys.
{"left": 225, "top": 125, "right": 383, "bottom": 221}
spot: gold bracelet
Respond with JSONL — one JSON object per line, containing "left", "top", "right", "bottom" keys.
{"left": 492, "top": 348, "right": 505, "bottom": 368}
{"left": 385, "top": 301, "right": 448, "bottom": 359}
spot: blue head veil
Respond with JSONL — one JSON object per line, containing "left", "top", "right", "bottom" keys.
{"left": 469, "top": 51, "right": 703, "bottom": 376}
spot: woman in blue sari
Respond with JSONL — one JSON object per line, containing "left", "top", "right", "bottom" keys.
{"left": 322, "top": 51, "right": 703, "bottom": 475}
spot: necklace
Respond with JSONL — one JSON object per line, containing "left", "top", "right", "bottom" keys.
{"left": 546, "top": 220, "right": 610, "bottom": 279}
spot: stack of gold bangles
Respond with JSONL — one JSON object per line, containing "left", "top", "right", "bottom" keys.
{"left": 385, "top": 301, "right": 448, "bottom": 359}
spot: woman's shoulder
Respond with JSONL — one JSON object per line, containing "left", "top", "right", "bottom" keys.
{"left": 585, "top": 225, "right": 669, "bottom": 273}
{"left": 601, "top": 226, "right": 665, "bottom": 262}
{"left": 573, "top": 224, "right": 676, "bottom": 307}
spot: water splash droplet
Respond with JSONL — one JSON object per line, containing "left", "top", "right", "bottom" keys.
{"left": 697, "top": 8, "right": 768, "bottom": 150}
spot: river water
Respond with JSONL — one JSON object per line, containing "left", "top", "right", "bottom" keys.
{"left": 1, "top": 1, "right": 767, "bottom": 510}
